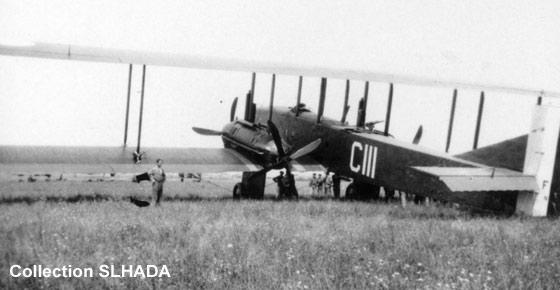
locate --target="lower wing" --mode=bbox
[0,145,323,179]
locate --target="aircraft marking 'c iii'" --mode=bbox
[349,142,378,179]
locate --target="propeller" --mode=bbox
[267,120,285,157]
[193,98,239,136]
[289,139,321,160]
[265,120,321,169]
[252,136,321,190]
[192,127,223,136]
[412,125,423,145]
[230,97,238,122]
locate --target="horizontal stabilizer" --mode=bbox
[456,135,528,171]
[410,166,537,192]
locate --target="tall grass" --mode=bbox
[2,199,559,289]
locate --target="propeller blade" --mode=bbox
[412,125,423,145]
[230,97,238,122]
[192,127,223,136]
[267,120,285,157]
[252,138,322,178]
[289,138,321,160]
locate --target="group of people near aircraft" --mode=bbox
[272,170,335,198]
[309,172,333,196]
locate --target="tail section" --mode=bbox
[516,104,560,216]
[456,103,560,216]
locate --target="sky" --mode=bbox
[0,0,559,154]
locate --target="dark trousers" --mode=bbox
[152,181,164,205]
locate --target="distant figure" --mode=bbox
[273,171,286,198]
[309,173,318,195]
[324,172,333,196]
[149,159,166,206]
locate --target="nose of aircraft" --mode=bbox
[264,140,279,156]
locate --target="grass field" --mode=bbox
[1,180,559,289]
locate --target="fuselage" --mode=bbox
[250,105,515,211]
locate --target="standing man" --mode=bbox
[324,172,333,196]
[149,159,166,206]
[309,173,318,195]
[317,173,323,195]
[283,171,298,199]
[273,170,286,198]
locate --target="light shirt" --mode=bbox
[149,166,166,183]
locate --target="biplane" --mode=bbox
[1,42,559,216]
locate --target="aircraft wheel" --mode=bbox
[233,183,243,199]
[346,182,380,200]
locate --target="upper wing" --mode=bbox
[1,42,558,98]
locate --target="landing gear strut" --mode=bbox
[233,171,266,199]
